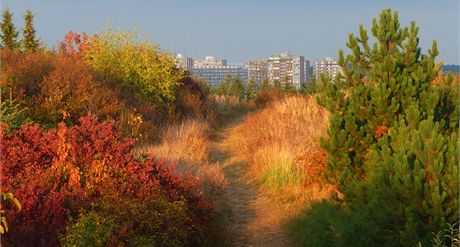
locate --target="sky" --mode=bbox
[3,0,459,64]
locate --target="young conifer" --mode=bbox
[0,8,19,50]
[22,10,39,51]
[317,9,458,244]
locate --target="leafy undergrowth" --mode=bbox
[1,114,214,246]
[223,95,335,216]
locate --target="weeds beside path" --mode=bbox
[210,114,290,247]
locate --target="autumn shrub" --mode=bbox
[174,75,210,119]
[2,30,201,141]
[38,56,123,125]
[1,114,131,246]
[253,87,285,108]
[1,114,214,246]
[91,155,213,246]
[0,49,55,102]
[60,211,114,247]
[82,30,183,107]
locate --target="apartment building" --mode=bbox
[192,65,247,87]
[313,57,341,80]
[193,56,227,67]
[267,52,306,88]
[305,60,311,81]
[245,59,268,85]
[174,54,193,71]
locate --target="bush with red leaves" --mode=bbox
[1,113,212,246]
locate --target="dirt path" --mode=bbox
[210,121,289,247]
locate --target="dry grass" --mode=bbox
[207,95,254,129]
[135,119,228,199]
[223,95,335,209]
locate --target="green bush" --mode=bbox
[0,97,31,132]
[417,223,460,247]
[95,192,197,247]
[61,211,113,247]
[308,8,459,246]
[213,74,245,98]
[289,201,389,247]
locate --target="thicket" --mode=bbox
[1,9,214,246]
[291,9,459,246]
[1,29,209,140]
[1,114,213,246]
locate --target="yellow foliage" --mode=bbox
[82,29,183,104]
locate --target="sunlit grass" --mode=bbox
[223,95,335,214]
[134,118,228,199]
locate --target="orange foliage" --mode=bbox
[39,56,122,124]
[374,124,389,139]
[295,148,328,186]
[1,49,55,100]
[57,31,90,57]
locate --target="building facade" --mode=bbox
[192,65,247,87]
[174,54,193,71]
[313,57,341,81]
[193,56,227,67]
[267,52,306,88]
[245,59,268,85]
[305,60,311,81]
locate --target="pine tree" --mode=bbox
[1,8,19,50]
[245,78,257,99]
[317,9,458,245]
[218,74,245,98]
[283,80,295,93]
[273,80,282,91]
[260,79,271,91]
[22,10,39,51]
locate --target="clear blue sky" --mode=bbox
[3,0,459,64]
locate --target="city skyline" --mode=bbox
[3,0,459,64]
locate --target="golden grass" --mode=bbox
[135,119,228,199]
[207,95,254,129]
[223,95,335,208]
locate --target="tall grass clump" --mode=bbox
[224,96,333,204]
[135,119,228,199]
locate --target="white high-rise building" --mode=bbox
[174,54,193,71]
[245,59,268,85]
[192,56,246,87]
[192,66,247,87]
[267,52,306,88]
[305,60,311,81]
[313,57,341,81]
[194,56,227,67]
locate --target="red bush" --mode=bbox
[57,31,89,58]
[1,114,212,246]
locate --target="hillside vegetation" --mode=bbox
[1,8,458,247]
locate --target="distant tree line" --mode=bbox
[209,74,320,101]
